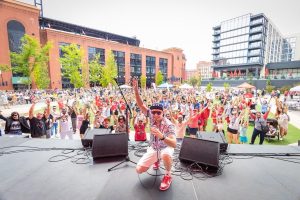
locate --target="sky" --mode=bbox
[20,0,300,69]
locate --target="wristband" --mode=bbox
[160,135,166,141]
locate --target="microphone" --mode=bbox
[113,77,118,83]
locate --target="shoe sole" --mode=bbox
[159,182,172,191]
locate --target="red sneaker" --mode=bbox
[159,175,172,191]
[153,161,160,170]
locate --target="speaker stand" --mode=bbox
[107,156,137,172]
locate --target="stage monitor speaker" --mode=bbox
[92,133,128,159]
[179,137,220,168]
[81,128,111,148]
[197,131,228,153]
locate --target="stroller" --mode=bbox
[265,118,280,141]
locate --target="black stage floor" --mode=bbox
[0,137,300,200]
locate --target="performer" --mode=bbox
[133,79,176,191]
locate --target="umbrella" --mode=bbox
[157,83,173,88]
[238,69,241,77]
[290,85,300,92]
[233,70,237,77]
[179,83,193,89]
[119,84,132,89]
[237,82,256,89]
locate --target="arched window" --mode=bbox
[7,20,25,52]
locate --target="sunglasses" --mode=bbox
[13,114,18,117]
[151,111,162,115]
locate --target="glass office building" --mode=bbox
[212,13,284,78]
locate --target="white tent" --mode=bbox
[290,85,300,92]
[157,83,173,88]
[179,83,193,89]
[119,84,132,89]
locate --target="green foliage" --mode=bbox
[89,54,102,86]
[197,76,202,87]
[0,64,11,72]
[10,34,52,89]
[100,50,117,87]
[266,78,275,93]
[155,70,164,86]
[140,75,147,89]
[188,76,198,87]
[247,73,253,85]
[279,85,292,94]
[223,82,230,91]
[206,82,213,92]
[60,44,84,88]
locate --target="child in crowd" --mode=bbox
[239,119,248,144]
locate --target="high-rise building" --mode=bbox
[212,13,285,78]
[281,33,300,62]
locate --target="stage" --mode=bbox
[0,137,300,200]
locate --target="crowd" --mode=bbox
[0,85,290,143]
[0,83,292,191]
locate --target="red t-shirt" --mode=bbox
[211,111,217,124]
[134,124,146,141]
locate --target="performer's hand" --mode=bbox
[150,127,161,138]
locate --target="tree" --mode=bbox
[197,76,202,88]
[206,82,213,92]
[223,82,230,92]
[89,54,102,87]
[140,75,147,89]
[10,34,52,89]
[100,50,117,87]
[60,44,84,88]
[155,70,164,86]
[265,78,275,93]
[188,76,198,87]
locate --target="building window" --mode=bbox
[159,58,168,82]
[7,20,25,53]
[130,53,142,78]
[113,50,126,85]
[88,47,105,65]
[146,56,156,86]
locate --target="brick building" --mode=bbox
[0,0,186,90]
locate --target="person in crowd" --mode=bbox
[28,99,51,138]
[250,107,270,145]
[114,115,127,133]
[133,111,147,141]
[227,106,244,144]
[277,109,289,140]
[171,114,190,144]
[133,79,176,191]
[57,108,73,140]
[0,110,30,135]
[99,118,114,132]
[67,102,77,134]
[79,113,90,139]
[51,106,59,137]
[239,118,248,144]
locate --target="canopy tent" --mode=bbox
[157,83,173,88]
[237,82,256,89]
[179,83,193,89]
[290,85,300,92]
[119,84,132,89]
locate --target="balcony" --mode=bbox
[213,36,221,41]
[248,44,262,49]
[212,30,221,36]
[249,36,262,42]
[250,27,263,34]
[212,43,220,49]
[250,19,264,26]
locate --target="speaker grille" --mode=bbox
[179,137,220,167]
